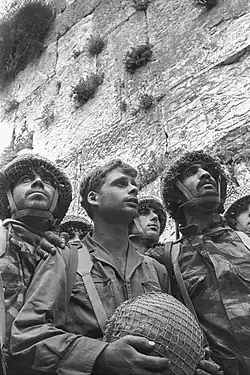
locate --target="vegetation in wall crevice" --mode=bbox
[71,73,104,108]
[88,35,106,57]
[139,93,154,110]
[125,44,153,73]
[0,0,55,87]
[195,0,217,10]
[132,0,151,11]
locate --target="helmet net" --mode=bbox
[224,185,250,218]
[161,151,227,223]
[138,195,167,235]
[0,154,72,222]
[103,291,204,375]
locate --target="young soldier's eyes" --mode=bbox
[19,175,33,183]
[42,177,53,185]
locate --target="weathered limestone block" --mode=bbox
[47,0,101,45]
[92,0,135,37]
[2,42,58,103]
[164,53,250,154]
[147,0,250,88]
[56,15,93,76]
[234,161,250,185]
[10,77,60,141]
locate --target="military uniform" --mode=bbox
[147,220,250,375]
[10,234,168,375]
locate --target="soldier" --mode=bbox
[147,150,250,375]
[129,195,166,254]
[59,215,93,246]
[11,159,221,375]
[0,153,72,373]
[223,185,250,236]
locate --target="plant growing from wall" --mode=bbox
[88,35,106,56]
[139,93,154,110]
[195,0,217,10]
[71,73,104,108]
[133,0,151,11]
[1,93,19,114]
[0,0,55,87]
[120,100,127,112]
[125,44,152,73]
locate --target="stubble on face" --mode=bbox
[96,168,138,225]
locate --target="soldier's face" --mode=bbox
[94,167,139,224]
[132,207,161,239]
[236,203,250,232]
[12,171,56,212]
[180,163,218,199]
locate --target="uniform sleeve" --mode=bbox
[10,250,108,375]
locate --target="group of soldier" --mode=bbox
[0,149,249,375]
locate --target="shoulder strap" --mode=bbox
[0,227,6,258]
[77,244,107,334]
[65,244,78,303]
[163,242,174,279]
[235,231,250,251]
[171,243,199,321]
[0,227,7,375]
[170,242,209,347]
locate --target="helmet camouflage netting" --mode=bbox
[224,185,250,220]
[161,151,227,223]
[59,214,93,233]
[0,154,72,222]
[138,195,166,235]
[103,292,204,375]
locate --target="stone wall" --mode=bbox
[0,0,249,239]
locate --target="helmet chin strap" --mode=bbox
[6,189,59,222]
[176,180,221,213]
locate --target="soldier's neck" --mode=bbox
[92,219,129,259]
[184,208,221,232]
[20,216,50,233]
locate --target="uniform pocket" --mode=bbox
[72,273,114,302]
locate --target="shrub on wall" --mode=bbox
[4,98,19,114]
[133,0,151,11]
[0,0,55,87]
[139,93,154,110]
[71,73,104,108]
[88,35,106,56]
[125,44,152,73]
[195,0,217,10]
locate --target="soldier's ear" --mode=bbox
[87,191,99,208]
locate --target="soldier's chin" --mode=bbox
[27,201,50,211]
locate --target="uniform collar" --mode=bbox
[180,215,227,238]
[83,233,144,279]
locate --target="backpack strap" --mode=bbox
[164,241,209,348]
[0,227,7,375]
[171,243,200,323]
[235,231,250,251]
[77,244,107,334]
[65,244,78,304]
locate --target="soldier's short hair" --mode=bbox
[80,159,137,219]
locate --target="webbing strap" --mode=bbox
[0,227,7,375]
[77,244,107,333]
[236,231,250,251]
[0,226,6,346]
[0,275,5,349]
[164,241,209,348]
[171,243,200,323]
